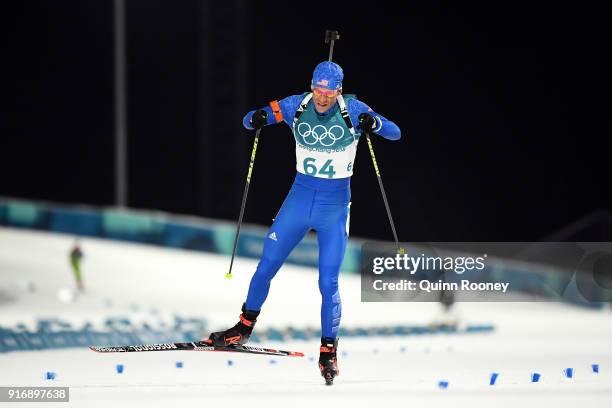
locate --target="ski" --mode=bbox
[89,340,304,357]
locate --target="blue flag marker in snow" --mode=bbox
[531,373,541,383]
[116,364,124,374]
[489,372,499,385]
[564,368,573,378]
[592,364,599,374]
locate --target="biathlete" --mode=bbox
[208,61,401,383]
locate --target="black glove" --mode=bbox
[250,109,268,129]
[358,113,376,133]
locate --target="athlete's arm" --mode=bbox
[242,94,306,130]
[348,98,401,141]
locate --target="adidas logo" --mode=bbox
[268,232,278,241]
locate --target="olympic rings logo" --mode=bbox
[296,122,345,146]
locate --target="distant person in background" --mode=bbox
[207,61,401,384]
[70,239,84,291]
[434,287,459,328]
[429,270,459,329]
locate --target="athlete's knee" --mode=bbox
[318,276,340,299]
[253,255,284,281]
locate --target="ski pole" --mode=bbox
[323,29,402,253]
[364,130,403,254]
[226,127,262,279]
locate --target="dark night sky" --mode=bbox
[2,1,610,241]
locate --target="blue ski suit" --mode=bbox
[242,93,400,339]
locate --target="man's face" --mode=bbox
[312,87,341,113]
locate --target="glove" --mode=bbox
[250,109,268,129]
[358,113,376,133]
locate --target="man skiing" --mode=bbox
[70,239,84,291]
[208,61,401,384]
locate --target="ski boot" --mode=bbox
[319,337,339,385]
[206,303,260,347]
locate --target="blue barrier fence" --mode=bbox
[0,197,363,273]
[0,316,494,353]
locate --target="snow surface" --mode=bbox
[1,226,611,407]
